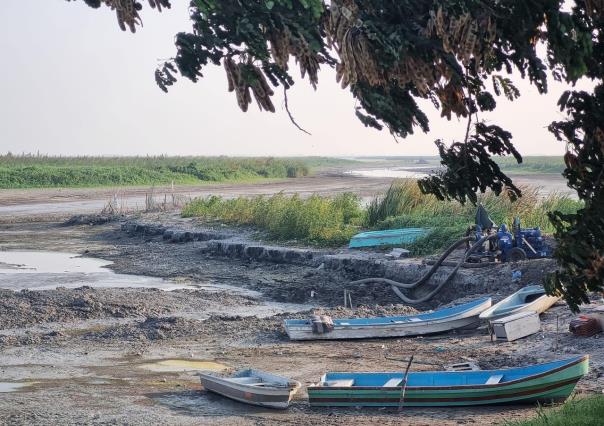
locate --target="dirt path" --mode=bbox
[0,166,574,219]
[1,218,601,425]
[0,173,393,218]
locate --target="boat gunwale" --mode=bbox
[309,355,588,392]
[350,228,427,239]
[285,298,491,329]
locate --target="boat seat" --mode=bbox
[383,378,403,387]
[229,377,263,384]
[485,374,504,384]
[324,379,354,387]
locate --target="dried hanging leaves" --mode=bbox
[224,59,275,112]
[67,0,170,32]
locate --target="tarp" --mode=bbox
[475,203,496,229]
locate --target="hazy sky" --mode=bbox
[0,1,593,156]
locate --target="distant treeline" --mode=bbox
[0,155,352,188]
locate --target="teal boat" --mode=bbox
[349,228,429,249]
[308,356,589,407]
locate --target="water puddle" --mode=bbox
[0,251,112,274]
[0,382,33,393]
[138,359,228,373]
[346,168,429,179]
[0,251,189,291]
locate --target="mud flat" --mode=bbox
[1,216,602,425]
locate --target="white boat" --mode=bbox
[284,297,492,341]
[479,285,559,321]
[198,369,301,409]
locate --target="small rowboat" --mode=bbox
[284,297,492,341]
[479,285,559,321]
[307,356,589,407]
[349,228,429,249]
[199,369,301,409]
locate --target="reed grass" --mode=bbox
[369,180,581,255]
[182,192,364,246]
[183,179,581,249]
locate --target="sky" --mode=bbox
[0,1,594,157]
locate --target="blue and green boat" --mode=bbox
[308,356,589,407]
[349,228,429,249]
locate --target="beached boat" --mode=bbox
[349,228,429,249]
[284,297,492,341]
[198,369,301,409]
[307,355,589,407]
[479,285,559,321]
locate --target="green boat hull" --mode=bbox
[348,228,428,249]
[308,356,588,407]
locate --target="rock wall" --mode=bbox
[118,219,543,307]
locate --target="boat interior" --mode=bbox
[225,369,296,388]
[318,357,581,388]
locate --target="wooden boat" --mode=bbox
[284,297,492,341]
[479,285,559,321]
[307,355,589,407]
[198,369,301,409]
[349,228,428,249]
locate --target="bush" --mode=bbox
[182,192,364,246]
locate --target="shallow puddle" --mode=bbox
[0,382,32,393]
[0,251,189,291]
[138,359,228,373]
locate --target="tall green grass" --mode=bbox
[504,396,604,426]
[368,180,581,255]
[0,154,330,188]
[181,180,582,249]
[182,192,364,246]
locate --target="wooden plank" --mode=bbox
[325,379,354,387]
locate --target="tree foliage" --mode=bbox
[67,0,604,310]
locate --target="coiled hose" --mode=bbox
[349,234,498,305]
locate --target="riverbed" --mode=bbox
[1,215,602,426]
[0,170,599,425]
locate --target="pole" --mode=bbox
[398,355,414,412]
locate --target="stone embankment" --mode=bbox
[120,220,231,243]
[118,219,550,305]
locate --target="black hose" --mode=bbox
[349,236,472,290]
[349,234,497,305]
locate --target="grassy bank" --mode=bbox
[182,193,364,246]
[367,180,581,255]
[505,395,604,426]
[0,155,356,189]
[182,180,582,250]
[497,156,565,174]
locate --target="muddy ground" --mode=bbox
[1,215,602,426]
